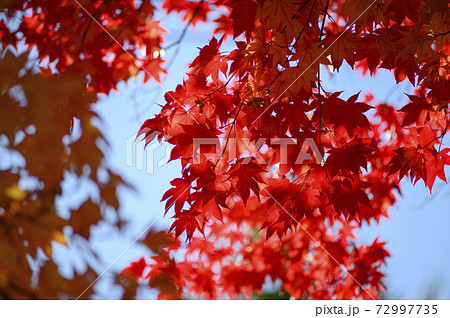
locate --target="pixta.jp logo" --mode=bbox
[126,131,170,174]
[193,137,323,165]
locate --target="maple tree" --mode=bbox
[1,0,450,300]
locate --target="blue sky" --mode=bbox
[52,13,450,300]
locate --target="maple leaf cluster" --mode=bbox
[1,0,449,299]
[132,0,450,299]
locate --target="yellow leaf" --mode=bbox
[5,184,27,201]
[52,231,67,246]
[44,244,53,258]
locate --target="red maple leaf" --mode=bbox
[399,92,433,127]
[312,92,373,136]
[161,177,191,214]
[169,208,204,241]
[326,140,373,177]
[228,158,265,205]
[120,257,147,279]
[227,0,257,39]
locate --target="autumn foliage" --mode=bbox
[1,0,450,299]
